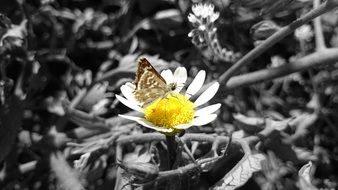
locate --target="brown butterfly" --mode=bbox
[134,57,177,106]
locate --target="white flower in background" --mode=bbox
[188,3,220,44]
[294,24,313,41]
[187,3,239,63]
[116,67,220,136]
[188,4,220,24]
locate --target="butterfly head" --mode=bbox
[168,83,177,91]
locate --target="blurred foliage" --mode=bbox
[0,0,338,190]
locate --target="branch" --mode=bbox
[224,48,338,90]
[218,1,338,85]
[116,133,230,145]
[313,0,326,50]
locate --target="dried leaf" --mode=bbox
[211,153,266,190]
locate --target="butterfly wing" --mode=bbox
[134,58,168,105]
[135,58,166,89]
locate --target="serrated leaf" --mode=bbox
[210,153,266,190]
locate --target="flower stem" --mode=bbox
[166,135,177,169]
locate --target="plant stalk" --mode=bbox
[166,135,177,169]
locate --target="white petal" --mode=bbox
[173,67,187,85]
[119,115,174,133]
[125,82,136,90]
[195,103,221,117]
[194,82,219,107]
[115,95,143,113]
[185,70,206,98]
[192,114,217,126]
[174,124,192,130]
[161,69,174,84]
[118,114,143,122]
[120,85,138,105]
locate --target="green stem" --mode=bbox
[166,135,177,169]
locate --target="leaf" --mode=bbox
[66,107,111,131]
[298,162,317,190]
[287,113,318,143]
[0,96,23,162]
[0,19,27,46]
[210,153,266,190]
[233,113,265,134]
[293,147,317,162]
[152,9,183,31]
[263,132,300,163]
[198,149,219,172]
[50,151,85,190]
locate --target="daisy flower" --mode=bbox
[116,67,221,136]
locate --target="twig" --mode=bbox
[177,137,196,163]
[313,0,327,50]
[224,48,338,90]
[218,1,338,85]
[0,160,37,186]
[116,133,228,145]
[142,138,250,187]
[68,88,89,110]
[114,143,132,190]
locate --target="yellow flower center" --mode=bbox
[144,93,195,133]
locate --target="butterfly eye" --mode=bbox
[171,84,176,91]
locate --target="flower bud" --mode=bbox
[250,20,280,41]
